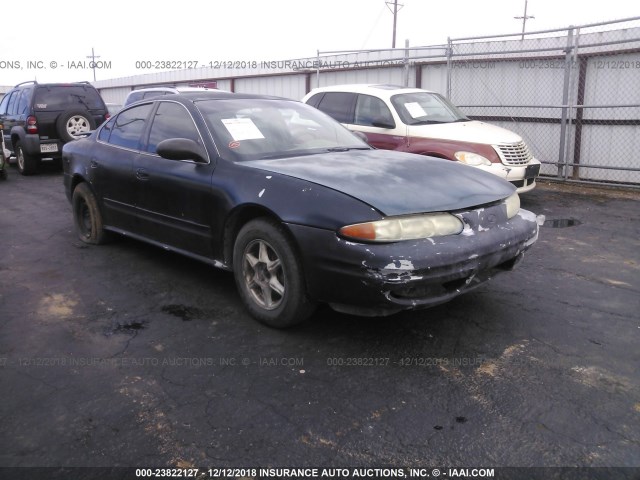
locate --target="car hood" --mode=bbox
[407,120,522,145]
[242,149,515,216]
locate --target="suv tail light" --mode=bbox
[26,116,38,134]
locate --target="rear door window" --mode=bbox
[315,92,356,124]
[6,91,19,115]
[16,88,33,115]
[107,104,154,150]
[98,116,116,142]
[305,93,324,108]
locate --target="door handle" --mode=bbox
[136,168,149,180]
[90,160,99,168]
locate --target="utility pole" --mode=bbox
[386,0,403,48]
[514,0,535,40]
[86,47,101,81]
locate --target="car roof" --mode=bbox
[125,91,291,106]
[129,86,215,94]
[12,81,97,90]
[178,91,288,102]
[124,86,236,106]
[305,84,436,100]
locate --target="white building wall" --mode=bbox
[98,86,132,104]
[235,74,306,99]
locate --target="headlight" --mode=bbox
[504,192,520,219]
[340,213,463,242]
[454,151,491,166]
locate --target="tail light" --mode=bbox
[105,113,111,120]
[26,116,38,134]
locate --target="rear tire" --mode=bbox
[233,218,316,328]
[72,183,109,245]
[16,142,37,176]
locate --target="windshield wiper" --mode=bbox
[258,151,317,160]
[410,120,444,125]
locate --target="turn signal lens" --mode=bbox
[340,213,463,242]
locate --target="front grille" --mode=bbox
[494,141,533,166]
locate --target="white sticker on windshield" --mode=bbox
[221,118,265,141]
[404,102,427,118]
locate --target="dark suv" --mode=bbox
[0,81,109,175]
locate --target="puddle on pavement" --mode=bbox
[542,218,582,228]
[161,304,205,321]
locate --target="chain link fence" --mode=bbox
[447,17,640,186]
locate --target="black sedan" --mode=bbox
[63,92,539,328]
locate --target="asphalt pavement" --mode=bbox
[0,165,639,478]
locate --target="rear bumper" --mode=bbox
[22,134,62,158]
[289,205,540,316]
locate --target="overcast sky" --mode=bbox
[1,0,638,85]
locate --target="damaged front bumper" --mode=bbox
[288,204,541,317]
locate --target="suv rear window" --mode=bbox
[33,86,105,111]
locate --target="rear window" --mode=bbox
[33,85,105,111]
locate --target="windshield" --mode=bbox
[196,98,370,161]
[390,92,469,125]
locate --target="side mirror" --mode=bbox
[157,138,208,163]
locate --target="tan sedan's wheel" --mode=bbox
[242,239,285,310]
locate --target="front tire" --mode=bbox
[16,142,37,176]
[72,183,109,244]
[233,218,316,328]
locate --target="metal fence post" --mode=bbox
[557,27,575,179]
[564,27,580,180]
[403,39,410,87]
[316,50,320,88]
[446,37,453,100]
